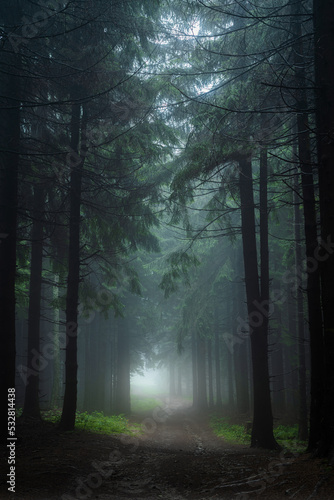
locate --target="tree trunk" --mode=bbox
[233,247,250,415]
[83,325,93,412]
[114,317,131,414]
[214,287,223,409]
[51,275,61,408]
[239,155,279,449]
[191,329,198,409]
[293,172,308,441]
[234,341,250,415]
[270,296,286,417]
[207,339,214,408]
[313,0,334,461]
[286,289,299,420]
[290,0,324,452]
[23,185,45,418]
[0,2,21,442]
[169,358,176,398]
[177,363,182,398]
[60,98,86,430]
[196,333,208,412]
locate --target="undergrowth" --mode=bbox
[130,395,162,413]
[210,416,250,445]
[41,408,137,435]
[210,416,307,451]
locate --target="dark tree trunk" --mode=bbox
[23,185,45,418]
[313,0,334,461]
[83,326,94,412]
[239,155,279,449]
[196,333,208,412]
[290,0,324,452]
[177,364,182,397]
[60,98,86,430]
[110,318,117,412]
[234,341,250,415]
[286,292,299,420]
[207,339,214,408]
[0,3,21,442]
[191,329,198,409]
[104,326,113,415]
[233,247,250,415]
[271,337,286,417]
[270,297,286,417]
[293,173,308,441]
[214,288,223,409]
[95,314,107,412]
[114,318,131,414]
[227,343,234,409]
[51,276,61,408]
[169,358,176,398]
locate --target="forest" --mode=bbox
[1,0,334,499]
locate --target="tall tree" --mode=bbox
[313,0,334,461]
[59,97,87,430]
[0,1,22,441]
[23,184,45,419]
[286,0,324,452]
[238,155,279,449]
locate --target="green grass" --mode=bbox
[273,424,306,452]
[130,395,163,413]
[42,408,135,435]
[210,416,251,445]
[210,417,307,451]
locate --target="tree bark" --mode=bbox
[177,363,182,397]
[23,185,45,418]
[290,0,324,452]
[0,2,21,442]
[60,97,86,430]
[207,338,214,408]
[169,358,176,398]
[214,286,223,409]
[191,329,198,409]
[293,173,308,441]
[239,155,279,449]
[51,275,61,408]
[233,248,250,415]
[227,342,234,409]
[196,333,208,412]
[313,0,334,461]
[114,317,131,414]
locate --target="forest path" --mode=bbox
[1,399,333,499]
[64,398,333,500]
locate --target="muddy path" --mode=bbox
[1,399,333,499]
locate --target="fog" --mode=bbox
[131,368,168,396]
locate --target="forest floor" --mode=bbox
[1,398,334,500]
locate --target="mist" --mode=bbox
[131,369,168,397]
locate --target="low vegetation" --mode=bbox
[130,395,163,413]
[210,416,307,452]
[210,416,251,445]
[40,408,133,435]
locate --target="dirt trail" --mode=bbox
[1,399,334,499]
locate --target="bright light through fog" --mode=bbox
[131,369,157,387]
[131,368,168,396]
